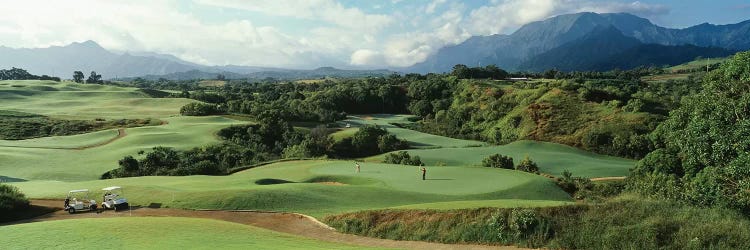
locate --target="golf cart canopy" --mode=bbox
[102,186,121,191]
[69,189,89,193]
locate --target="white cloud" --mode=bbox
[425,0,447,14]
[350,49,385,66]
[466,0,559,35]
[195,0,393,31]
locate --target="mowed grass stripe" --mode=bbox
[0,217,377,249]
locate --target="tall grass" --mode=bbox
[324,194,750,249]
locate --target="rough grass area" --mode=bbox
[0,217,374,249]
[324,194,750,249]
[367,140,635,178]
[11,160,571,217]
[0,109,161,140]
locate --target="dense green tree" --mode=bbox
[630,51,750,212]
[86,71,102,84]
[118,155,139,173]
[73,71,84,83]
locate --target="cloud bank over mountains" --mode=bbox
[0,0,680,68]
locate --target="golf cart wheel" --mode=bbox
[68,208,76,214]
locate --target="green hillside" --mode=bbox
[0,80,194,119]
[0,116,244,181]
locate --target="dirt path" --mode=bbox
[0,128,127,150]
[7,200,519,250]
[590,176,626,182]
[73,128,126,150]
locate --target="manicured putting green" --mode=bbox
[0,217,374,249]
[0,80,195,119]
[369,140,635,178]
[338,114,484,148]
[13,160,571,217]
[0,116,245,181]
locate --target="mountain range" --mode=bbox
[407,12,749,73]
[1,12,748,78]
[0,41,392,80]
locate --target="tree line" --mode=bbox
[0,67,60,81]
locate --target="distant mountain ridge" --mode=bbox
[118,67,394,81]
[0,41,391,80]
[517,26,736,71]
[407,12,750,73]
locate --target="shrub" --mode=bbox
[516,156,539,174]
[384,151,423,166]
[482,154,514,169]
[0,184,29,213]
[179,102,224,116]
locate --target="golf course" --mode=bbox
[2,80,633,248]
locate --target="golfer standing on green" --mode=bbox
[355,162,360,173]
[421,167,426,180]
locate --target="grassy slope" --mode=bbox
[666,57,727,72]
[0,217,375,249]
[12,160,571,217]
[337,114,484,148]
[0,116,244,181]
[368,140,635,178]
[0,80,194,119]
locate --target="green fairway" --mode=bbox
[368,140,635,178]
[0,116,245,181]
[0,80,195,119]
[0,217,375,249]
[338,114,484,148]
[12,160,571,217]
[390,199,573,210]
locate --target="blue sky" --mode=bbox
[1,0,748,68]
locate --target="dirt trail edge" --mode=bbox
[0,128,127,150]
[75,128,126,150]
[7,200,521,250]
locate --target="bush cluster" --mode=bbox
[179,102,225,116]
[0,184,29,213]
[482,154,514,169]
[331,125,408,158]
[384,151,423,166]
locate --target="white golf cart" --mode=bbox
[101,186,129,211]
[64,189,98,214]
